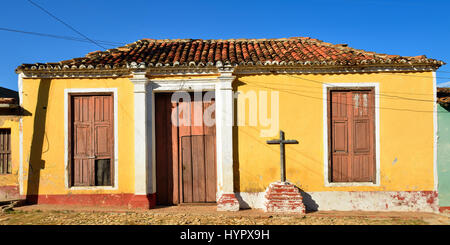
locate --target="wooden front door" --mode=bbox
[329,88,375,182]
[155,93,216,205]
[69,94,114,186]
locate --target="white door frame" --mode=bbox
[131,72,236,201]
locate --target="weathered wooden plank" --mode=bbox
[205,135,216,202]
[192,135,206,202]
[171,100,180,204]
[181,136,193,203]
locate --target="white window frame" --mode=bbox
[64,88,119,190]
[323,83,381,187]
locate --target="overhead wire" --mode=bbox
[0,27,125,46]
[26,0,108,50]
[242,81,445,113]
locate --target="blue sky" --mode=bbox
[1,0,449,91]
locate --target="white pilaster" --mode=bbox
[215,65,235,195]
[131,71,153,195]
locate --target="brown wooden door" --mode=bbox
[155,92,216,205]
[70,94,114,186]
[329,89,375,182]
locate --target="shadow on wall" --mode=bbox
[25,79,51,204]
[297,187,319,212]
[232,80,247,193]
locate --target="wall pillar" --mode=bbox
[129,69,156,208]
[216,65,239,211]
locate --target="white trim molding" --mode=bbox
[63,88,119,190]
[322,83,381,187]
[145,69,237,202]
[150,78,217,92]
[234,64,439,75]
[215,69,236,198]
[130,71,153,195]
[433,71,438,191]
[236,191,438,212]
[18,73,24,196]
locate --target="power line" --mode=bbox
[246,79,438,98]
[0,27,125,46]
[27,0,107,50]
[284,74,437,102]
[243,82,445,113]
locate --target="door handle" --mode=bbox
[87,156,96,159]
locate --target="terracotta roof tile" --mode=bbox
[438,87,450,107]
[0,98,16,104]
[16,37,445,72]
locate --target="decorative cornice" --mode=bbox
[19,62,440,79]
[146,66,219,76]
[20,68,131,78]
[234,64,440,75]
[130,70,150,93]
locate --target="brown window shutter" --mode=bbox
[330,89,375,183]
[70,94,114,187]
[0,128,11,174]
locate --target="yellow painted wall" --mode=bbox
[0,116,20,186]
[21,77,135,195]
[20,71,435,196]
[235,72,435,192]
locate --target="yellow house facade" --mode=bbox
[14,37,444,211]
[0,91,21,201]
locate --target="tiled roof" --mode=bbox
[0,87,18,105]
[0,98,16,104]
[16,37,445,72]
[437,87,450,107]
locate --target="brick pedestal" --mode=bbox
[217,193,240,211]
[263,181,305,214]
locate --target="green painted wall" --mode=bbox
[438,104,450,207]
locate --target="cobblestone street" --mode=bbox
[0,204,449,225]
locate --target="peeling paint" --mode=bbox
[392,157,398,165]
[237,191,439,212]
[353,94,359,111]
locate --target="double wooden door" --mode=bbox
[155,93,217,205]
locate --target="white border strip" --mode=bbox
[18,73,24,196]
[322,83,381,187]
[64,88,119,190]
[433,72,438,191]
[237,191,438,212]
[150,78,217,92]
[148,77,223,196]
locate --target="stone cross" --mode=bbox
[266,130,299,182]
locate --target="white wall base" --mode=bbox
[236,191,439,213]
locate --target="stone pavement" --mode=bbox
[0,204,448,225]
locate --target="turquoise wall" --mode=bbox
[438,104,450,207]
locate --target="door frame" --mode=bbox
[131,73,235,203]
[154,90,217,204]
[64,88,119,190]
[322,83,380,187]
